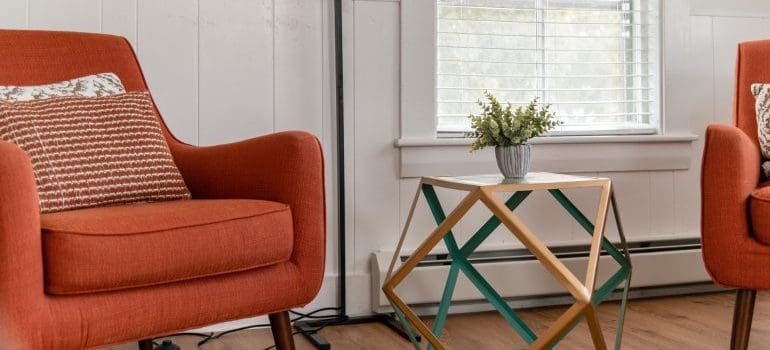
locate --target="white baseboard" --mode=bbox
[370,247,711,313]
[189,245,711,333]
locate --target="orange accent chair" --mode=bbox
[0,30,325,350]
[702,39,770,350]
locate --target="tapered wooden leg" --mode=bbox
[137,339,154,350]
[731,289,756,350]
[269,311,296,350]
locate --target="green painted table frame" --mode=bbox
[386,178,631,350]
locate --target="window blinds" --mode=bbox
[436,0,659,135]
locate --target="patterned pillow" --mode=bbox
[0,91,191,213]
[752,84,770,177]
[0,73,125,102]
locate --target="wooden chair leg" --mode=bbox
[731,289,757,350]
[137,339,154,350]
[269,311,296,350]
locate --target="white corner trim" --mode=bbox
[397,133,699,178]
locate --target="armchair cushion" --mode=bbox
[41,199,293,295]
[751,184,770,245]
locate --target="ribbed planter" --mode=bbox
[495,144,531,178]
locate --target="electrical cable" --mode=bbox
[183,306,343,347]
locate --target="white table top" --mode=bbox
[422,172,610,192]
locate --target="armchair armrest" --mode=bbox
[0,141,47,344]
[169,131,326,297]
[701,124,763,286]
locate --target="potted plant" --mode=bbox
[467,92,560,178]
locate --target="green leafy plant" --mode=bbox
[466,92,560,152]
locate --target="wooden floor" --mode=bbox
[110,291,770,349]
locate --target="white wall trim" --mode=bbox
[399,0,436,139]
[371,247,710,313]
[398,133,697,177]
[397,133,698,147]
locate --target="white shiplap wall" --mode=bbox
[0,0,328,147]
[4,0,770,323]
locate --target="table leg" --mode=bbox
[383,189,481,350]
[421,185,537,346]
[547,189,632,350]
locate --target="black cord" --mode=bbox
[191,307,343,347]
[147,307,344,349]
[165,332,212,338]
[289,307,340,319]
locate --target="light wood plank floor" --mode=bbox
[110,291,770,349]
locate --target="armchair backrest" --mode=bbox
[735,39,770,148]
[0,29,176,142]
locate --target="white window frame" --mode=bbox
[397,0,697,178]
[433,0,661,137]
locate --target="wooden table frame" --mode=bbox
[382,173,631,350]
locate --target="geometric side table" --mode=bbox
[382,173,631,350]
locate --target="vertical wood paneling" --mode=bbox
[663,0,694,134]
[28,0,100,32]
[398,178,429,254]
[101,0,137,47]
[686,16,715,128]
[274,0,324,136]
[353,0,400,272]
[400,0,436,139]
[599,172,651,240]
[0,0,28,29]
[137,0,198,144]
[514,191,575,244]
[649,171,676,237]
[198,0,273,145]
[559,173,600,241]
[671,16,715,239]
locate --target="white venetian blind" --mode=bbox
[436,0,659,135]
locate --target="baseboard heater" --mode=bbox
[370,238,720,315]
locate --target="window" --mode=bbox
[436,0,660,136]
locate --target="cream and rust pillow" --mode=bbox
[0,91,191,213]
[752,84,770,177]
[0,73,125,102]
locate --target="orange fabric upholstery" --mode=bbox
[701,39,770,289]
[750,184,770,245]
[0,30,325,349]
[42,199,293,295]
[733,40,770,148]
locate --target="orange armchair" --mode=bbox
[702,39,770,350]
[0,30,325,349]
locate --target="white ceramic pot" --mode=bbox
[495,144,531,178]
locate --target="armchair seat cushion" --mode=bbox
[41,199,293,295]
[751,184,770,245]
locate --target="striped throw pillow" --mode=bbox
[0,91,191,213]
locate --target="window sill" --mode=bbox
[396,133,699,178]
